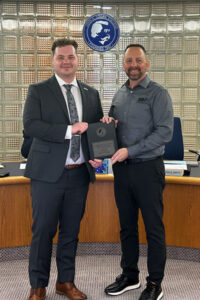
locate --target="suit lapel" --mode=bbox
[47,75,70,122]
[47,77,90,122]
[77,80,90,121]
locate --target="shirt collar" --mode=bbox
[55,74,78,88]
[125,75,150,89]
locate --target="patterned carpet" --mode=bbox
[1,252,200,299]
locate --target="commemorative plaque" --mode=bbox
[87,121,118,160]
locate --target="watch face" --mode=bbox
[83,13,120,52]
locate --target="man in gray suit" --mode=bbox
[23,38,103,300]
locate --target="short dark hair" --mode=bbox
[124,44,147,54]
[51,38,78,55]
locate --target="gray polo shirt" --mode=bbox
[109,75,174,159]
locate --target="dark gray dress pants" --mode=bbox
[29,164,90,288]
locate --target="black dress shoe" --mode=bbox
[105,274,141,296]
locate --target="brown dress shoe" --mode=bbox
[28,287,46,300]
[56,281,87,300]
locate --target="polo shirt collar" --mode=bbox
[125,75,150,89]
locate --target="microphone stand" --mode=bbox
[189,150,200,161]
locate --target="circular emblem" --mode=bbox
[83,13,120,52]
[96,126,106,137]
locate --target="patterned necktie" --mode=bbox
[64,84,80,162]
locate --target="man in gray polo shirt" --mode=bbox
[103,44,174,300]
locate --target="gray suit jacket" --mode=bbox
[23,75,103,183]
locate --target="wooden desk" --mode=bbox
[0,174,199,249]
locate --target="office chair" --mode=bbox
[163,117,184,160]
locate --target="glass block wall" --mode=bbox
[0,1,200,161]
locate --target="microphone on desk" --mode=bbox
[189,150,200,161]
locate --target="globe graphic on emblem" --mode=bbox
[91,21,112,45]
[83,14,120,52]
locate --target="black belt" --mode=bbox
[124,156,162,164]
[64,163,85,169]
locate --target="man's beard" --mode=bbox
[126,67,143,81]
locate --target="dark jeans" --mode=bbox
[113,157,166,284]
[29,164,90,288]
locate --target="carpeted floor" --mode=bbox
[1,254,200,300]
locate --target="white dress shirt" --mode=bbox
[55,74,85,165]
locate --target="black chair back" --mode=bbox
[163,117,184,160]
